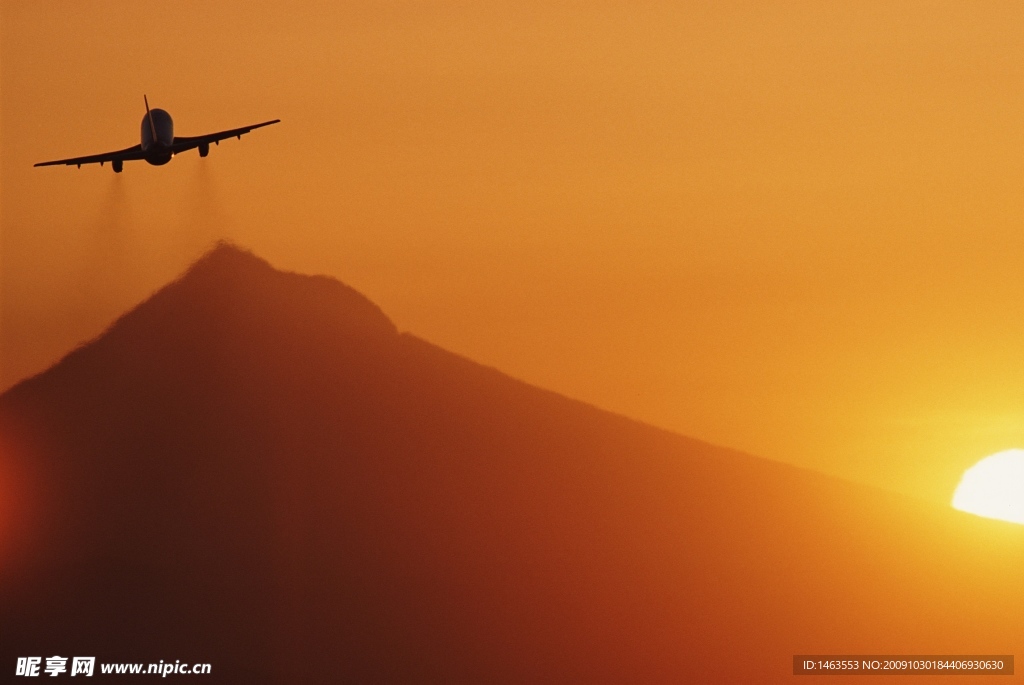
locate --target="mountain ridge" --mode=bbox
[1,242,1021,684]
[0,242,934,508]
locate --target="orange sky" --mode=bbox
[4,1,1024,505]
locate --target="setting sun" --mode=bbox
[952,450,1024,525]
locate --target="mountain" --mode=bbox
[1,243,1021,683]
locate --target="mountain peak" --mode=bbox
[183,239,276,276]
[4,242,398,399]
[111,240,399,361]
[131,239,397,336]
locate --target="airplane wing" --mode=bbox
[171,119,280,154]
[34,144,146,168]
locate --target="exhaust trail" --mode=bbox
[185,157,232,254]
[71,174,138,327]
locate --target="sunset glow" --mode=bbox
[5,4,1024,677]
[952,450,1024,525]
[7,3,1024,507]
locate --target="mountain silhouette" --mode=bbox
[1,243,1021,683]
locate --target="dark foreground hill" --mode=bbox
[0,244,1021,683]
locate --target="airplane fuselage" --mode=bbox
[141,108,174,165]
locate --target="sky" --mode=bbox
[3,1,1024,505]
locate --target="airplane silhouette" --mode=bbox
[35,96,280,173]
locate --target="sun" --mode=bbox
[951,450,1024,525]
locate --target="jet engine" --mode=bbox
[199,142,209,158]
[112,159,123,173]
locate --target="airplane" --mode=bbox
[35,96,280,173]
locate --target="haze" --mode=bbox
[4,1,1024,505]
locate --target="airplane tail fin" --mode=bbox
[144,94,157,142]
